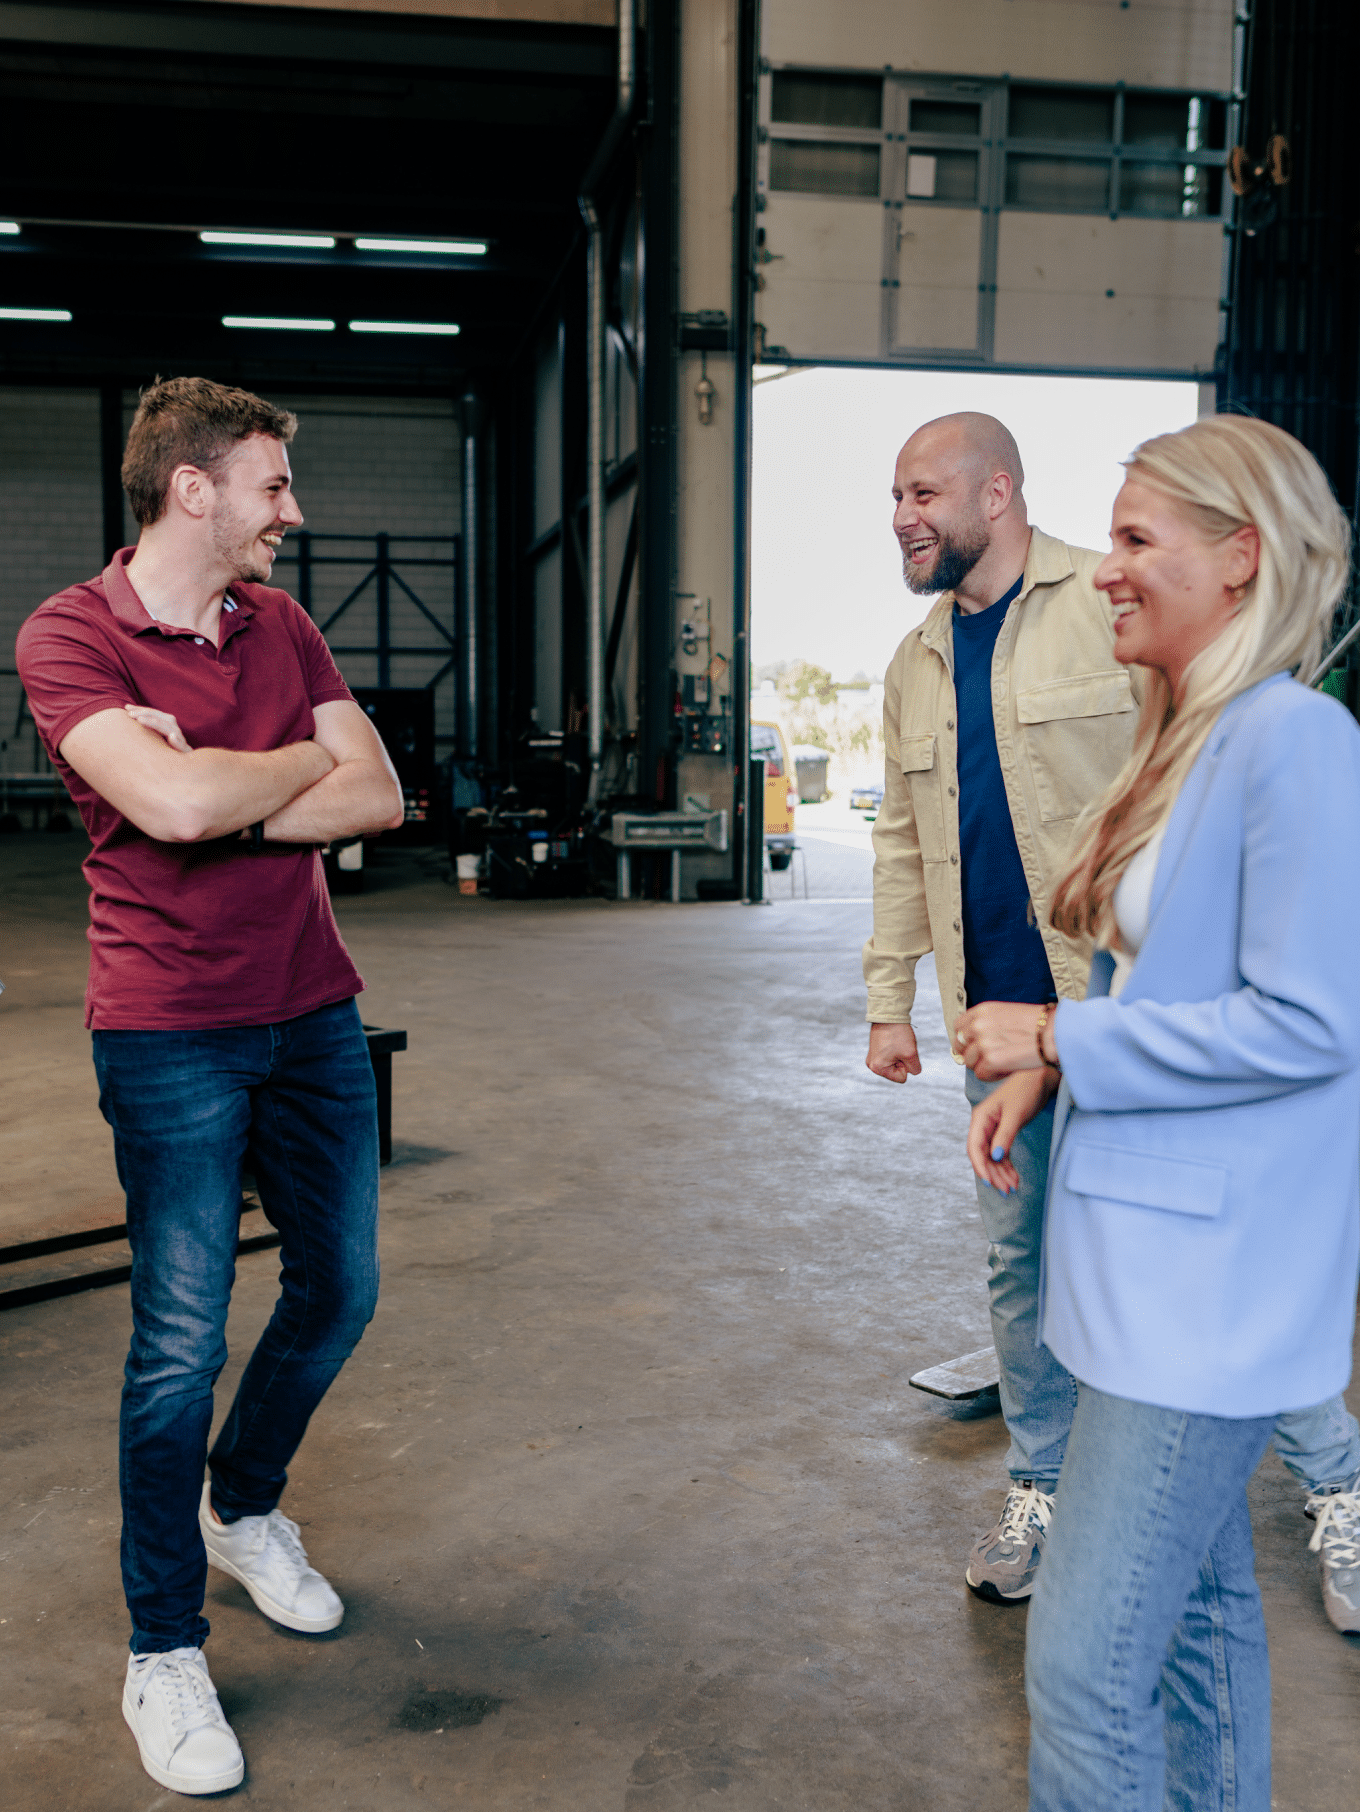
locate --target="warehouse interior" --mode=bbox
[4,1,1360,1806]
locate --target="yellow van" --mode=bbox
[750,720,798,871]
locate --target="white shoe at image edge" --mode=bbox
[199,1482,344,1634]
[123,1647,244,1795]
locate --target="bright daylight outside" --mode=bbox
[749,368,1202,899]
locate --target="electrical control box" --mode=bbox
[675,595,711,679]
[675,594,730,756]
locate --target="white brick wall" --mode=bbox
[273,396,463,740]
[0,388,464,772]
[0,389,104,778]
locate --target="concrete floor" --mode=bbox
[2,832,1357,1809]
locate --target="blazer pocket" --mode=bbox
[1064,1143,1228,1219]
[898,733,946,861]
[1016,672,1136,824]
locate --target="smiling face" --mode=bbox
[892,425,998,597]
[1095,476,1259,694]
[207,434,304,584]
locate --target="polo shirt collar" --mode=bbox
[101,546,258,638]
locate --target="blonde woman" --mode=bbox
[954,415,1360,1810]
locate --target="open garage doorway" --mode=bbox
[750,368,1203,899]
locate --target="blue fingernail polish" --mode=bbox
[991,1145,1005,1161]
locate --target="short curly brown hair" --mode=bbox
[122,376,298,527]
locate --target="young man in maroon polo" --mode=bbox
[16,377,404,1795]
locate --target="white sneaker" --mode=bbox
[122,1647,245,1795]
[1307,1482,1360,1633]
[199,1483,343,1634]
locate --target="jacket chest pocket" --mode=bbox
[1016,672,1136,824]
[900,732,948,861]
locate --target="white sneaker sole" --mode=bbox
[964,1564,1036,1604]
[201,1531,344,1633]
[122,1686,245,1795]
[1322,1588,1360,1634]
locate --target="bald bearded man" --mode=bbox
[863,413,1135,1601]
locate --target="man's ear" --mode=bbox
[986,471,1014,520]
[167,463,213,520]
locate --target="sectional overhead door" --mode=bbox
[756,66,1229,375]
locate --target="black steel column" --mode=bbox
[637,0,679,801]
[296,530,313,617]
[732,0,761,895]
[561,273,589,729]
[375,532,391,688]
[99,383,125,563]
[746,756,765,904]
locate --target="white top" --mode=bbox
[1108,822,1168,999]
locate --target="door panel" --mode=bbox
[882,76,1000,358]
[894,207,983,350]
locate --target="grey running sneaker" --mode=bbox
[1306,1480,1360,1633]
[965,1479,1055,1604]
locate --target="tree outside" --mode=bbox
[751,659,885,801]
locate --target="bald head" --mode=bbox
[905,412,1025,491]
[892,412,1031,610]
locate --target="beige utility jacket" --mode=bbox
[863,527,1140,1044]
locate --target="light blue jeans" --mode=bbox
[964,1071,1360,1493]
[1026,1382,1275,1812]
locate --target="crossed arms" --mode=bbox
[59,700,405,845]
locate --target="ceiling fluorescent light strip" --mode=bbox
[348,320,461,336]
[222,315,335,332]
[0,222,20,235]
[0,306,72,321]
[202,230,336,249]
[353,237,487,256]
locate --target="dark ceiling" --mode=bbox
[0,0,617,392]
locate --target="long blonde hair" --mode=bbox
[1050,415,1351,941]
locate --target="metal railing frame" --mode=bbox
[271,531,462,696]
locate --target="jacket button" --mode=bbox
[950,853,958,864]
[957,990,965,1002]
[945,717,954,730]
[947,784,956,796]
[953,918,961,930]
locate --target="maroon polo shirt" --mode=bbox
[15,548,364,1030]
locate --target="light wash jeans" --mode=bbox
[1026,1382,1274,1812]
[964,1071,1360,1494]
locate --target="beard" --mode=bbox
[901,517,990,597]
[210,500,276,584]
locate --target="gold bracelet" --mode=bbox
[1036,1003,1059,1069]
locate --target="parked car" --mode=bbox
[750,720,798,869]
[849,781,884,812]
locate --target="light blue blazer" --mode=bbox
[1043,673,1360,1417]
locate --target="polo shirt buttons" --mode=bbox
[194,636,205,645]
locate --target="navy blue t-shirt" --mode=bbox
[953,577,1056,1007]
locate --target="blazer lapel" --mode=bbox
[1146,677,1289,923]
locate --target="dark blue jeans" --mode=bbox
[93,998,380,1654]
